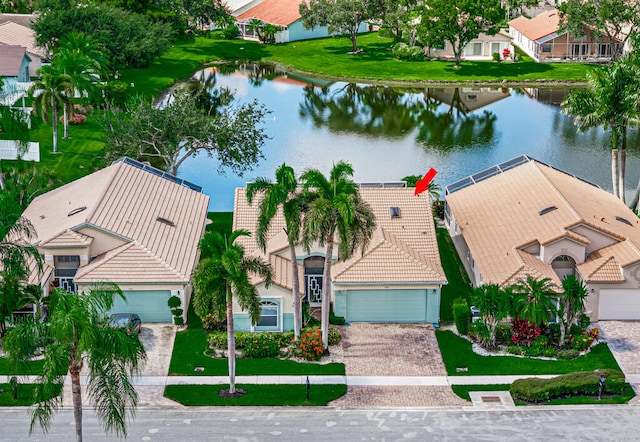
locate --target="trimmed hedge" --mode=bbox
[511,369,627,403]
[453,298,470,336]
[209,331,294,351]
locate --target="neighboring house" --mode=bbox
[232,185,447,331]
[19,158,210,323]
[0,45,31,90]
[508,8,620,62]
[444,155,640,321]
[426,31,514,61]
[426,87,511,113]
[0,21,48,77]
[0,13,36,28]
[234,0,368,44]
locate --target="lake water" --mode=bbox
[178,65,640,211]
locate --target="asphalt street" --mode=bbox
[0,406,638,441]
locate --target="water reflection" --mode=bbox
[174,64,640,211]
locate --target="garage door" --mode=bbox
[599,289,640,320]
[110,290,173,322]
[345,289,427,322]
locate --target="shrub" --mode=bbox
[60,113,87,125]
[392,42,424,61]
[557,349,580,360]
[377,27,395,39]
[577,313,591,332]
[168,296,181,309]
[223,24,239,40]
[511,369,627,403]
[243,334,283,358]
[510,318,540,346]
[492,52,501,62]
[502,48,511,60]
[173,316,184,326]
[526,335,549,357]
[297,327,324,361]
[202,313,226,332]
[328,327,342,346]
[468,320,489,344]
[542,347,558,358]
[330,307,345,325]
[453,298,471,336]
[496,324,512,345]
[73,104,94,115]
[171,308,183,317]
[570,333,594,352]
[541,322,560,346]
[432,200,444,219]
[208,331,293,353]
[588,327,600,340]
[506,344,523,355]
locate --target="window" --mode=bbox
[541,43,552,53]
[390,207,400,218]
[256,300,279,330]
[434,42,445,51]
[572,44,588,57]
[465,42,482,56]
[491,42,500,54]
[598,44,611,57]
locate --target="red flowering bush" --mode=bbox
[59,113,87,125]
[511,318,541,347]
[502,48,511,60]
[297,327,324,361]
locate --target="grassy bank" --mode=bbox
[437,228,473,322]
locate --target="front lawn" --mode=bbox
[0,357,46,375]
[437,330,621,376]
[0,383,62,406]
[164,384,346,406]
[437,228,473,322]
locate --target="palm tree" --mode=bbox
[471,284,511,348]
[558,274,588,347]
[53,31,106,139]
[301,161,376,349]
[0,197,41,281]
[246,163,307,340]
[562,61,640,202]
[3,284,146,442]
[192,229,273,395]
[512,276,558,327]
[29,65,73,154]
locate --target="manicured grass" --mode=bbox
[0,383,63,406]
[0,357,46,375]
[207,212,233,235]
[437,330,622,376]
[437,228,473,322]
[169,301,345,376]
[451,384,511,401]
[164,383,346,406]
[451,383,635,405]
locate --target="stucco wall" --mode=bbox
[572,225,618,255]
[540,238,586,264]
[77,225,128,258]
[585,263,640,320]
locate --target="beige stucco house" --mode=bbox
[232,185,447,331]
[426,31,514,61]
[20,158,209,322]
[445,155,640,321]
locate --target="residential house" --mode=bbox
[232,185,447,331]
[0,20,48,77]
[0,45,31,89]
[426,87,511,113]
[445,155,640,321]
[426,31,514,61]
[508,8,620,62]
[234,0,368,44]
[18,158,210,323]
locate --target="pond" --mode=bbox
[177,64,640,211]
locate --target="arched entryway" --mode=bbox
[551,254,576,280]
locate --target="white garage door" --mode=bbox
[599,289,640,320]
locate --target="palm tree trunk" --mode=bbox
[52,100,58,154]
[70,364,83,442]
[226,300,236,395]
[628,175,640,212]
[612,148,619,199]
[619,129,627,203]
[290,244,301,341]
[63,107,69,139]
[321,239,333,350]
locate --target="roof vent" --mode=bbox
[615,216,633,226]
[390,207,401,218]
[67,206,87,217]
[538,205,557,216]
[156,216,176,227]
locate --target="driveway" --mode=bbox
[330,323,466,407]
[598,321,640,376]
[139,323,176,376]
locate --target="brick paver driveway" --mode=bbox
[598,321,640,375]
[330,323,467,407]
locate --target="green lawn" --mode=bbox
[437,330,622,376]
[0,357,46,376]
[169,301,345,376]
[0,383,62,406]
[451,383,635,405]
[437,228,473,322]
[164,383,346,406]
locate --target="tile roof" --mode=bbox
[0,45,28,76]
[446,158,640,286]
[0,21,47,59]
[39,229,93,248]
[508,9,560,41]
[234,186,446,288]
[577,240,640,283]
[236,0,303,26]
[22,160,209,284]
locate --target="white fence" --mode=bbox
[0,140,40,162]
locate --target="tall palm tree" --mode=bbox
[471,284,511,348]
[0,197,41,280]
[562,61,640,202]
[3,284,146,442]
[246,163,307,340]
[558,274,588,347]
[512,276,558,327]
[29,65,73,154]
[301,161,376,349]
[54,31,106,139]
[192,229,273,395]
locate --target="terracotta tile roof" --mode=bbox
[74,241,184,284]
[577,240,640,282]
[22,160,209,284]
[0,45,28,76]
[446,158,640,287]
[0,21,47,59]
[236,0,304,26]
[234,186,446,288]
[508,9,560,41]
[506,249,562,290]
[25,256,53,286]
[39,229,93,248]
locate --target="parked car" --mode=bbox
[109,313,142,333]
